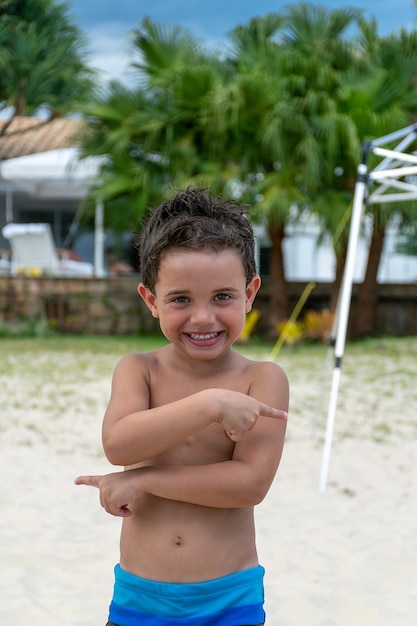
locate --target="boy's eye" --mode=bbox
[214,293,231,301]
[172,296,189,303]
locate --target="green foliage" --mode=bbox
[0,0,95,119]
[0,316,55,338]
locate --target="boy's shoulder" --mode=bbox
[234,349,286,372]
[231,351,288,385]
[119,345,168,362]
[114,347,168,376]
[248,357,287,381]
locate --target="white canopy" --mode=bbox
[0,147,103,199]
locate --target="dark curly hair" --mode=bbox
[136,188,257,292]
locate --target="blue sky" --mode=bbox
[67,0,417,82]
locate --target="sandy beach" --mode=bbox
[1,337,416,625]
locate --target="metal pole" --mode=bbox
[5,184,13,223]
[319,161,369,492]
[370,123,417,148]
[94,200,105,277]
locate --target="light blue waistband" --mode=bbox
[109,563,265,626]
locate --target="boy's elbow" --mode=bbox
[103,446,123,466]
[251,487,269,506]
[104,450,123,466]
[103,436,147,467]
[244,476,271,506]
[102,436,128,466]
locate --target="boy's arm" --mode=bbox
[134,361,288,509]
[102,353,286,466]
[77,361,288,513]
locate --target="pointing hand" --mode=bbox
[208,388,287,442]
[75,470,145,517]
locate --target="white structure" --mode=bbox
[0,148,106,276]
[256,214,417,284]
[320,123,417,492]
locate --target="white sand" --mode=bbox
[1,340,416,625]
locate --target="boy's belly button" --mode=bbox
[174,535,183,546]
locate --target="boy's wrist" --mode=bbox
[134,465,152,495]
[198,389,221,424]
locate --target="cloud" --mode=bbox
[82,23,134,84]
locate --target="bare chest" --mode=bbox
[148,370,249,465]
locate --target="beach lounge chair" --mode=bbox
[2,223,94,277]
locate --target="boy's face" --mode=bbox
[138,248,260,362]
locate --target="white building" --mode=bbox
[255,215,417,283]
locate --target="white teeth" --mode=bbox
[189,332,219,340]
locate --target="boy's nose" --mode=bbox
[190,305,215,326]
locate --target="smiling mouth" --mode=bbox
[187,332,221,340]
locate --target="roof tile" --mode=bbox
[0,116,83,160]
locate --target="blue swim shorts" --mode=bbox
[107,563,266,626]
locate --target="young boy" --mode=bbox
[75,187,289,626]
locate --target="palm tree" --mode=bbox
[345,25,417,337]
[240,4,362,327]
[202,15,296,331]
[79,8,362,333]
[80,7,417,339]
[0,0,94,135]
[79,81,170,229]
[265,6,417,337]
[79,18,232,230]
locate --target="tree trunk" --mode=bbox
[329,241,346,313]
[351,224,386,338]
[266,223,290,336]
[330,240,348,313]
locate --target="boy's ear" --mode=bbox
[138,283,159,318]
[245,274,261,313]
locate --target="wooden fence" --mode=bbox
[0,275,416,337]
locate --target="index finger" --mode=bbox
[74,475,101,488]
[258,403,288,420]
